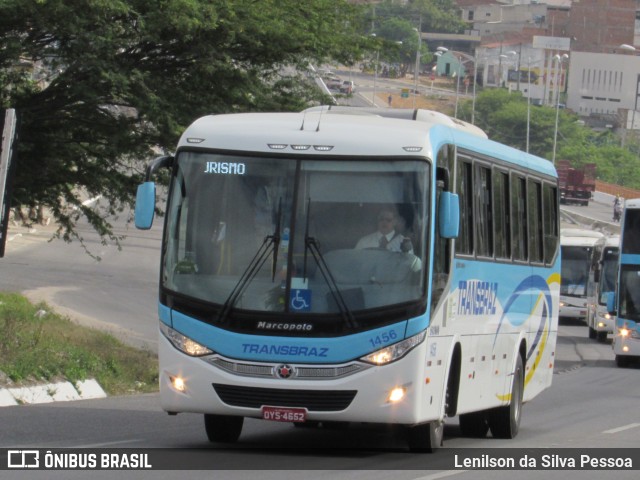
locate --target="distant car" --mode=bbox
[340,80,355,94]
[326,77,342,90]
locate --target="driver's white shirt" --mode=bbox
[355,230,404,252]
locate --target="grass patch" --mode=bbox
[0,292,158,396]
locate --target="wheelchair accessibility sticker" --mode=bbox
[290,289,311,311]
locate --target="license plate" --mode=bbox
[261,406,307,423]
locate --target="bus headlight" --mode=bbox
[620,328,630,338]
[160,323,213,356]
[360,331,426,365]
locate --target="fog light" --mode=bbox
[597,322,605,328]
[623,346,630,353]
[171,376,187,393]
[388,387,406,403]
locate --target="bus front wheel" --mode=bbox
[204,414,244,443]
[407,420,443,453]
[459,411,489,438]
[488,354,523,439]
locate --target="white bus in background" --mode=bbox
[609,198,640,367]
[559,228,604,322]
[587,234,619,342]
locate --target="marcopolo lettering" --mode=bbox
[256,321,313,332]
[204,161,246,175]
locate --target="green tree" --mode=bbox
[370,0,464,34]
[0,0,366,247]
[375,17,430,77]
[460,88,640,189]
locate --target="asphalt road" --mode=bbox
[0,322,638,479]
[1,206,163,352]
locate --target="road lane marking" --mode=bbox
[603,422,640,434]
[413,470,468,480]
[77,439,146,448]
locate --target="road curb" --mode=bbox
[0,379,106,407]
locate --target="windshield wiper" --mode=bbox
[217,199,282,325]
[303,198,357,329]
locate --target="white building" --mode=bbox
[566,51,640,129]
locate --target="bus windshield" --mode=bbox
[560,246,591,296]
[599,247,619,304]
[619,266,640,322]
[161,151,430,331]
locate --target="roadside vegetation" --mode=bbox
[456,89,640,190]
[0,292,158,396]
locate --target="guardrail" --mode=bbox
[595,180,640,199]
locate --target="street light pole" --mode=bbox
[526,56,531,153]
[454,63,460,118]
[552,53,569,164]
[372,49,379,107]
[413,27,422,110]
[471,52,477,125]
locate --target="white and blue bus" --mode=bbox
[588,234,619,342]
[559,228,604,322]
[609,198,640,367]
[135,106,560,452]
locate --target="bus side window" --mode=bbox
[494,170,511,259]
[528,179,543,263]
[432,165,451,310]
[475,164,493,257]
[455,159,473,255]
[511,174,528,261]
[543,183,559,264]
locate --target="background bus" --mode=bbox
[587,234,619,342]
[610,198,640,367]
[559,228,604,322]
[135,106,560,452]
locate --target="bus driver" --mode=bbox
[355,206,422,271]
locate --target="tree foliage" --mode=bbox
[0,0,367,246]
[366,0,464,76]
[458,88,640,189]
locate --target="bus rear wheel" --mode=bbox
[488,355,523,439]
[615,355,630,368]
[204,414,244,443]
[407,420,443,453]
[459,411,489,438]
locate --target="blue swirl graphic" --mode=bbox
[494,275,553,361]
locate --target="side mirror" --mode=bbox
[606,291,616,315]
[439,191,459,239]
[135,155,174,230]
[134,182,156,230]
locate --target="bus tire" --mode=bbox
[204,414,244,443]
[407,420,444,453]
[615,355,629,368]
[459,411,489,438]
[588,327,596,339]
[488,354,523,439]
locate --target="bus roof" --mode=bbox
[561,228,605,247]
[603,234,620,248]
[624,198,640,209]
[177,107,556,178]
